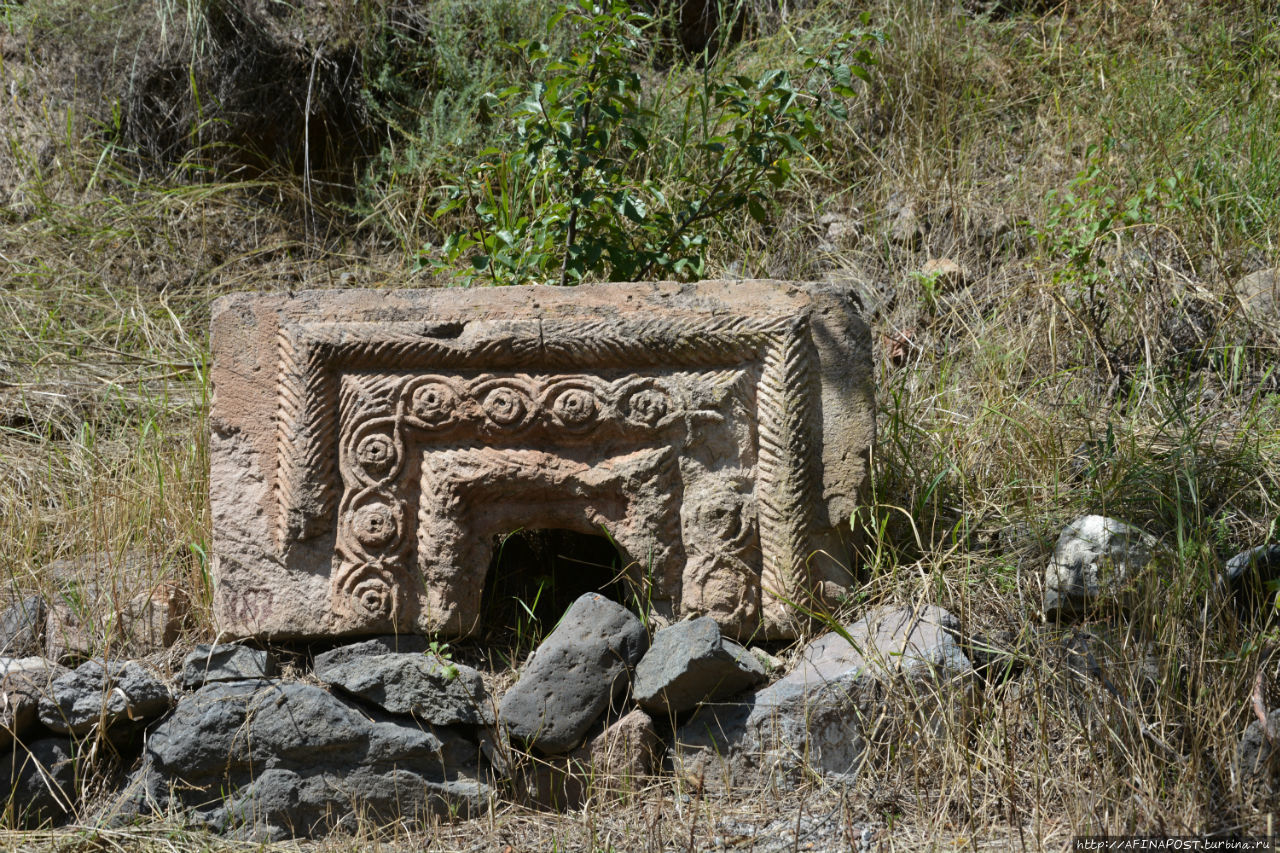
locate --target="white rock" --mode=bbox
[1043,515,1158,618]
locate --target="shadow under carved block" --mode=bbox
[209,281,874,641]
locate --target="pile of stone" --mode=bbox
[0,591,976,838]
[0,655,171,825]
[6,510,1280,837]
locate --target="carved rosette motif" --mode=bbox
[272,313,823,636]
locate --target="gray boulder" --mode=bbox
[1239,708,1280,791]
[633,617,765,715]
[0,657,68,750]
[507,708,661,810]
[1221,544,1280,615]
[672,605,971,785]
[1043,515,1158,618]
[0,596,46,657]
[1,737,78,826]
[498,593,647,754]
[312,634,430,679]
[321,653,493,726]
[180,644,276,689]
[37,659,171,735]
[122,680,487,839]
[1235,267,1279,324]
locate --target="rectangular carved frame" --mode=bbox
[209,282,873,641]
[274,313,818,635]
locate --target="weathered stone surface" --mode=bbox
[45,582,190,662]
[124,581,192,650]
[749,646,784,674]
[1221,544,1280,615]
[38,659,171,735]
[321,652,493,726]
[886,204,923,247]
[671,605,971,785]
[44,598,97,663]
[1235,267,1280,323]
[1,737,78,827]
[0,657,67,751]
[633,616,765,715]
[181,644,276,689]
[510,708,661,809]
[1043,515,1158,618]
[918,257,971,292]
[498,593,647,755]
[123,680,488,839]
[311,634,430,679]
[584,708,660,782]
[209,281,874,642]
[819,212,862,247]
[0,596,46,656]
[1238,708,1280,791]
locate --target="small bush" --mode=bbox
[422,0,879,285]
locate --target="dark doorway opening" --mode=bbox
[480,529,631,653]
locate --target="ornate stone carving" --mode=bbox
[210,281,874,640]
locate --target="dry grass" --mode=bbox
[2,0,1280,848]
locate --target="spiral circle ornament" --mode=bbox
[482,386,530,427]
[354,433,396,475]
[625,386,671,426]
[352,576,394,620]
[409,381,458,427]
[551,387,599,429]
[351,502,398,548]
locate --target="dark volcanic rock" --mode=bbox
[673,605,972,785]
[321,652,493,726]
[121,680,488,840]
[633,617,765,715]
[1222,544,1280,615]
[312,635,430,679]
[180,644,276,689]
[498,593,647,754]
[37,659,171,735]
[1,737,78,827]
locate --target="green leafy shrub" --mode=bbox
[427,0,879,285]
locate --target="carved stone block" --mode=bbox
[209,281,873,641]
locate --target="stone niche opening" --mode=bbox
[480,528,631,647]
[209,281,874,641]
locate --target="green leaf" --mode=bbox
[766,161,790,188]
[778,133,805,153]
[616,192,647,223]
